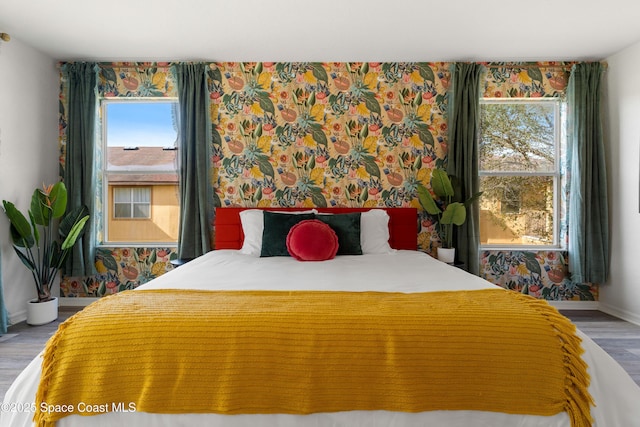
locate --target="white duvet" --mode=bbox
[3,250,640,427]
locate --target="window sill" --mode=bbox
[97,243,178,248]
[479,246,565,252]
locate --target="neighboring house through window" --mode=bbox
[103,100,180,244]
[478,98,563,247]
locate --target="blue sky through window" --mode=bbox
[106,101,178,148]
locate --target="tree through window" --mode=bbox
[478,99,563,247]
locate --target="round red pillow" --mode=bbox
[286,219,339,261]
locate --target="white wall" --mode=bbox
[0,37,59,324]
[601,41,640,324]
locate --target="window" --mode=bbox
[478,99,563,247]
[103,100,180,244]
[113,187,151,219]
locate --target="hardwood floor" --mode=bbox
[0,308,78,400]
[560,310,640,386]
[1,309,639,402]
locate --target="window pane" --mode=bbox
[479,176,554,246]
[114,187,131,203]
[131,187,151,203]
[104,99,180,244]
[133,204,150,218]
[480,102,556,173]
[114,203,131,218]
[106,101,178,172]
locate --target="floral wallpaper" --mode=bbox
[61,247,178,298]
[58,61,595,301]
[211,62,450,255]
[479,250,596,301]
[97,63,176,97]
[482,62,571,98]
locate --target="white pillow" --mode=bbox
[360,209,395,254]
[316,209,395,254]
[239,209,317,256]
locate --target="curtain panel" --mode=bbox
[447,63,484,275]
[567,62,609,284]
[172,63,213,259]
[62,62,98,277]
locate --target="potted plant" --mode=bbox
[417,169,482,264]
[2,182,89,325]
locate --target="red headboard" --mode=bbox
[214,207,417,251]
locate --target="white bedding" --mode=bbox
[3,250,640,427]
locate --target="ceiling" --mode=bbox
[2,0,640,62]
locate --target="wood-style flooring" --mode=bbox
[0,308,78,400]
[560,310,640,386]
[1,309,639,401]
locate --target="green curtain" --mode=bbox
[0,250,8,334]
[567,62,609,284]
[446,63,483,275]
[62,62,97,277]
[172,63,212,259]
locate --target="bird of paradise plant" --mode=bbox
[2,182,89,302]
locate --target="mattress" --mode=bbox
[3,250,640,427]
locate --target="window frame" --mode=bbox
[478,97,563,250]
[100,98,179,246]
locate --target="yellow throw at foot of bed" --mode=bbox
[35,288,593,427]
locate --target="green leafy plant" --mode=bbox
[417,169,482,249]
[2,182,89,302]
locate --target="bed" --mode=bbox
[2,207,640,427]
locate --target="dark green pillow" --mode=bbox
[316,213,363,255]
[260,212,315,257]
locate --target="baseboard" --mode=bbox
[8,309,26,326]
[59,297,99,307]
[548,301,600,310]
[598,302,640,327]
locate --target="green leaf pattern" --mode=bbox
[59,61,593,301]
[61,247,178,298]
[479,251,597,301]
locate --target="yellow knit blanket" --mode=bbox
[35,289,593,427]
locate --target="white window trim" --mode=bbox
[101,98,179,247]
[478,98,563,251]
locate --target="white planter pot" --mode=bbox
[26,297,58,326]
[437,247,456,264]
